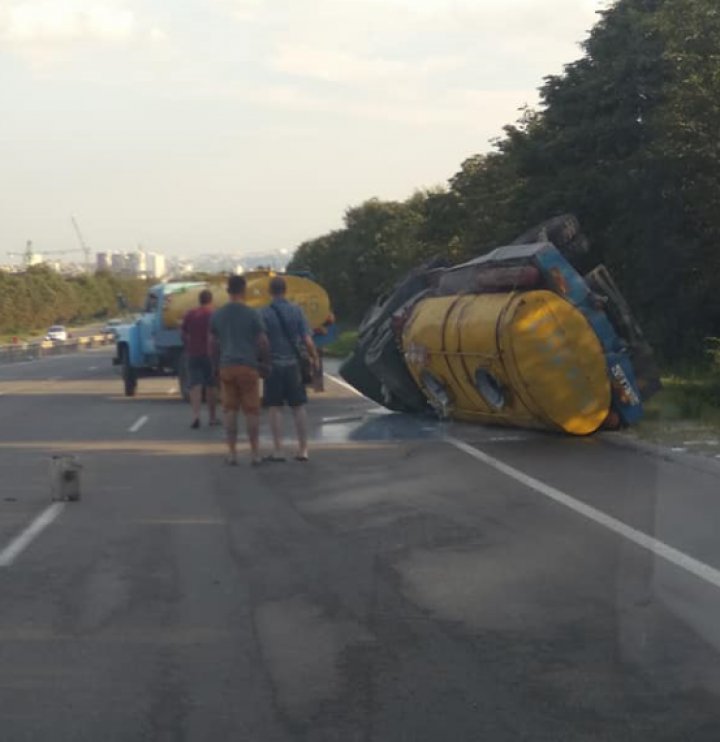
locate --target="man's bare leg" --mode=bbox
[246,412,261,463]
[269,407,284,457]
[224,409,238,464]
[207,386,219,424]
[190,385,202,427]
[291,405,308,459]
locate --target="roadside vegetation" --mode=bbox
[324,330,359,359]
[658,345,720,423]
[0,266,148,341]
[646,377,720,422]
[288,0,720,376]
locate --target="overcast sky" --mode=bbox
[0,0,604,261]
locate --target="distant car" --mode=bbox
[45,325,68,342]
[102,318,122,339]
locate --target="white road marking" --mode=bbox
[321,415,365,425]
[447,436,720,592]
[167,387,178,395]
[0,503,66,568]
[88,366,98,371]
[487,435,529,443]
[128,415,149,433]
[325,373,366,398]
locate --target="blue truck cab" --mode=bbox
[113,282,204,397]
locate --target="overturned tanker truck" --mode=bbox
[340,216,661,436]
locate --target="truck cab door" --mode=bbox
[139,292,159,357]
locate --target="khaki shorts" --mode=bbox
[219,366,260,415]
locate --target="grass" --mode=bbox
[323,329,359,358]
[642,375,720,425]
[634,370,720,449]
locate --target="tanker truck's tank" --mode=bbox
[160,272,333,333]
[402,290,611,435]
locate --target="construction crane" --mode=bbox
[6,240,37,267]
[6,240,85,269]
[71,216,92,273]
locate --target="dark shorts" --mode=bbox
[188,356,217,388]
[262,363,307,408]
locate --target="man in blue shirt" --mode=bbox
[260,276,319,462]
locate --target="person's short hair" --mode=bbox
[199,289,213,305]
[269,276,287,296]
[227,275,246,296]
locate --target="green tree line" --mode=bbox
[0,266,148,337]
[288,0,720,364]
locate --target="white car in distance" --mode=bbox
[46,325,68,342]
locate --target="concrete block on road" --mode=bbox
[50,455,82,502]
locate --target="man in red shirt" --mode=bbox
[181,289,219,429]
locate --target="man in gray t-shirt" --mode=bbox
[211,302,265,369]
[210,275,270,466]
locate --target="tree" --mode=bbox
[288,0,720,361]
[289,198,430,321]
[0,269,148,336]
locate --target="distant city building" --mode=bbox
[101,249,167,278]
[147,253,166,279]
[165,258,194,278]
[186,255,248,274]
[164,251,292,278]
[242,251,288,272]
[28,252,44,267]
[128,250,147,277]
[110,252,127,273]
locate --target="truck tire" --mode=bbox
[120,346,137,397]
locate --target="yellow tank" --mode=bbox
[161,271,333,332]
[402,290,611,435]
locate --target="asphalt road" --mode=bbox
[2,351,720,740]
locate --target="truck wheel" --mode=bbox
[120,346,137,397]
